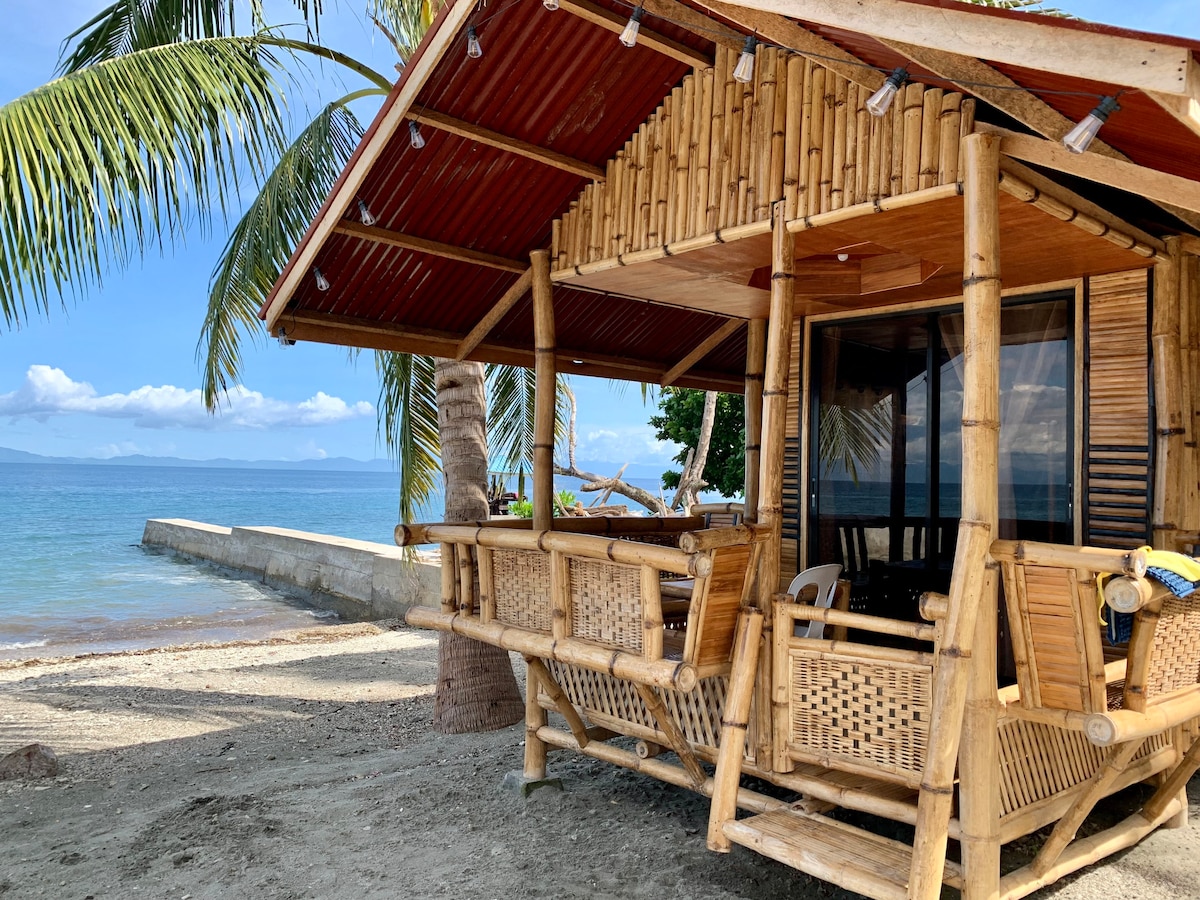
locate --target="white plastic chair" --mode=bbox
[786,564,843,639]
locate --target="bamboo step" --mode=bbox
[723,808,963,900]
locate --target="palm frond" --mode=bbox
[58,0,330,73]
[486,365,570,474]
[369,0,434,62]
[818,402,892,484]
[0,37,286,329]
[376,351,441,522]
[199,99,367,409]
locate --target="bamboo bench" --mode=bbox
[402,517,768,786]
[991,539,1200,898]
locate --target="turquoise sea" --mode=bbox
[0,462,674,660]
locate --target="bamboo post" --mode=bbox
[938,93,963,186]
[706,609,764,851]
[855,85,870,203]
[694,65,714,237]
[674,79,694,243]
[524,656,590,749]
[918,87,942,191]
[531,250,556,531]
[479,547,495,623]
[1153,236,1185,548]
[902,83,924,194]
[744,319,767,524]
[909,132,1003,900]
[819,73,836,213]
[440,542,457,613]
[830,77,848,210]
[523,657,549,780]
[768,50,788,212]
[806,66,825,218]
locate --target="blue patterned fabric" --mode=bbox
[1146,566,1200,598]
[1107,611,1135,645]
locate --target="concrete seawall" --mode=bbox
[141,518,440,622]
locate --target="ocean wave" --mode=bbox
[0,639,48,650]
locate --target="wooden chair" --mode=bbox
[991,539,1200,896]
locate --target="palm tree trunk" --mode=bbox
[432,358,524,733]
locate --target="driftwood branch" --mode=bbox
[670,390,716,512]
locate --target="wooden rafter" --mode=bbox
[559,0,711,69]
[660,317,744,386]
[333,221,527,273]
[410,106,605,181]
[1147,56,1200,140]
[720,0,1195,95]
[979,124,1200,218]
[642,0,744,52]
[877,40,1200,232]
[690,0,884,91]
[455,269,533,361]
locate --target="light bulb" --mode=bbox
[408,120,426,150]
[357,199,377,227]
[619,7,644,48]
[543,0,558,9]
[866,68,908,118]
[1062,96,1120,154]
[837,253,850,262]
[733,35,757,84]
[313,268,330,292]
[467,25,482,59]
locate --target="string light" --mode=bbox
[733,34,757,84]
[866,68,908,117]
[409,120,426,150]
[357,199,377,227]
[312,268,330,292]
[1062,96,1120,154]
[543,0,558,9]
[619,6,644,48]
[277,327,296,347]
[467,25,483,59]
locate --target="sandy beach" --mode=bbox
[2,622,1199,899]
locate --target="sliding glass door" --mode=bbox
[809,293,1073,616]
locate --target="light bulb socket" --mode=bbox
[357,199,377,227]
[619,6,644,48]
[865,67,908,118]
[733,34,757,84]
[467,25,482,59]
[1090,95,1121,123]
[408,120,426,150]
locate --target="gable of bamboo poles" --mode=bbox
[549,45,975,273]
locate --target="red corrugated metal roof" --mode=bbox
[264,0,1200,387]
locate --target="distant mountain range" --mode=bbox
[0,446,668,480]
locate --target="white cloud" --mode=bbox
[0,365,373,431]
[577,424,678,465]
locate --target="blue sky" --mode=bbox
[1,0,1197,465]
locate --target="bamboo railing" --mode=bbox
[550,47,974,273]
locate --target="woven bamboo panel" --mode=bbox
[1142,594,1200,698]
[491,549,552,633]
[544,661,750,757]
[786,650,932,784]
[997,717,1167,817]
[570,558,643,653]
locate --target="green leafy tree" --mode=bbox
[650,388,746,499]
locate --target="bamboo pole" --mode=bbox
[479,547,495,623]
[744,319,767,524]
[675,80,694,243]
[938,92,963,185]
[783,56,804,219]
[771,594,794,773]
[706,609,764,850]
[819,72,836,213]
[855,84,870,203]
[696,63,716,234]
[440,543,457,613]
[1154,236,1186,547]
[525,656,590,749]
[909,132,1003,900]
[1141,733,1200,822]
[768,50,788,213]
[867,90,882,201]
[889,90,904,196]
[531,250,556,531]
[830,76,848,210]
[1085,692,1200,746]
[551,218,561,271]
[843,82,858,208]
[989,540,1147,576]
[633,682,706,787]
[902,83,925,194]
[918,87,942,191]
[405,607,699,691]
[806,66,825,218]
[725,67,745,228]
[523,658,549,779]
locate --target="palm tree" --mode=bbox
[1,0,527,733]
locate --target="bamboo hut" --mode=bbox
[261,1,1200,896]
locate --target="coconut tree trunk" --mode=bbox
[432,358,524,733]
